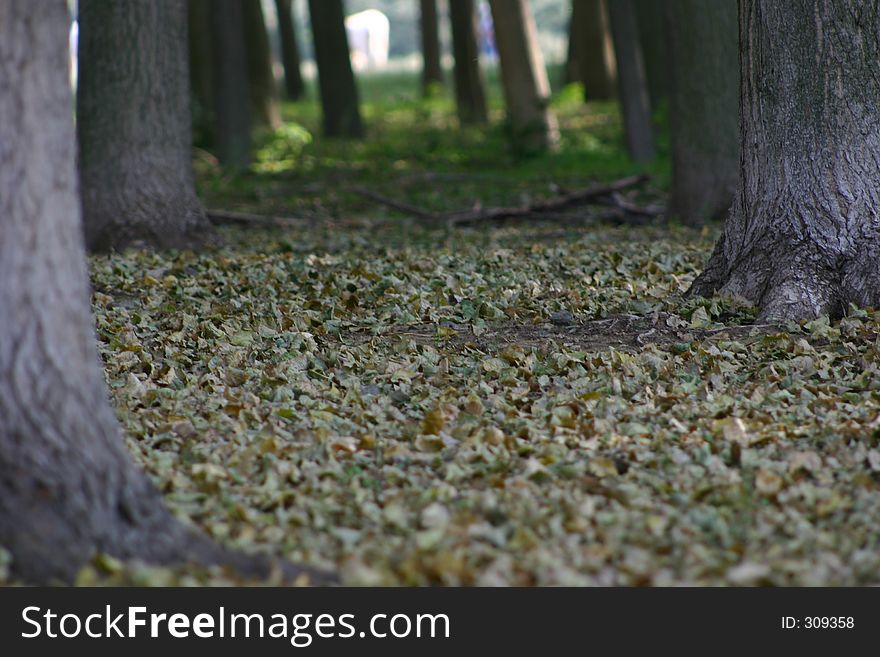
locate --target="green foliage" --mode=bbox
[255,123,313,173]
[554,82,586,107]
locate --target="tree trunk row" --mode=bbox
[607,0,654,163]
[420,0,444,96]
[489,0,559,153]
[276,0,306,101]
[309,0,364,138]
[211,0,253,167]
[565,0,617,101]
[449,0,489,125]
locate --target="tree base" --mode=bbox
[687,227,876,322]
[84,200,217,252]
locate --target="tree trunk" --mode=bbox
[488,0,560,153]
[77,0,214,252]
[564,0,585,86]
[634,0,669,112]
[1,0,323,585]
[420,0,444,96]
[188,0,215,147]
[211,0,252,167]
[607,0,655,162]
[276,0,306,101]
[243,0,281,130]
[308,0,364,138]
[565,0,617,101]
[667,0,738,226]
[449,0,488,125]
[690,0,880,322]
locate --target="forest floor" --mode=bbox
[14,71,880,586]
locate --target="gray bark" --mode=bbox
[420,0,444,95]
[566,0,617,101]
[690,0,880,322]
[488,0,560,153]
[449,0,488,125]
[243,0,281,129]
[308,0,364,138]
[1,0,324,584]
[77,0,214,252]
[276,0,306,101]
[667,0,738,225]
[608,0,655,163]
[211,0,252,167]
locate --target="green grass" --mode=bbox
[196,65,671,222]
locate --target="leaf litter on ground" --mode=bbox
[33,217,880,586]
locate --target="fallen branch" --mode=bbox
[447,174,651,226]
[352,174,655,226]
[206,209,302,227]
[208,175,662,230]
[596,192,665,218]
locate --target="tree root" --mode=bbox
[753,272,840,323]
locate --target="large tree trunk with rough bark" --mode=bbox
[0,0,323,585]
[308,0,363,138]
[420,0,444,96]
[77,0,213,252]
[667,0,738,226]
[449,0,488,125]
[243,0,281,130]
[211,0,252,167]
[565,0,617,101]
[276,0,305,101]
[607,0,655,162]
[634,0,669,112]
[690,0,880,322]
[488,0,559,153]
